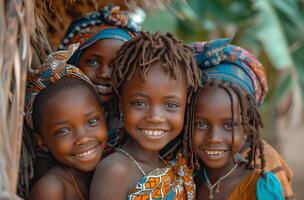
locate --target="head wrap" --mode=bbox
[190,38,268,105]
[25,44,95,129]
[58,5,140,65]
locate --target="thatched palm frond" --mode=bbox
[0,0,33,199]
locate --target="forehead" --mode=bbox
[43,87,99,114]
[82,39,124,53]
[122,62,188,97]
[195,86,241,118]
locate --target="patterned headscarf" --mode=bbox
[25,44,95,129]
[190,38,268,105]
[58,4,140,65]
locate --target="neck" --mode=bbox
[122,137,160,164]
[68,167,93,184]
[203,161,242,184]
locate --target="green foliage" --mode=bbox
[142,0,304,136]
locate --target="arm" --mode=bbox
[90,158,130,200]
[29,174,65,200]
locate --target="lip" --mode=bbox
[72,143,101,162]
[95,83,112,95]
[138,128,168,140]
[201,148,229,161]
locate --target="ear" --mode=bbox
[34,133,47,149]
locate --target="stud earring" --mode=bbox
[43,146,49,152]
[119,113,124,121]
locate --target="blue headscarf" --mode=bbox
[190,38,268,106]
[58,5,140,65]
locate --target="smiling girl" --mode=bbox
[90,31,201,200]
[26,45,108,200]
[190,38,284,200]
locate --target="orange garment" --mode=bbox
[227,171,260,200]
[127,153,195,200]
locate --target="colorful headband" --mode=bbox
[25,44,95,129]
[58,4,140,51]
[191,38,268,105]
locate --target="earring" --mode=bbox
[119,113,124,121]
[43,146,49,152]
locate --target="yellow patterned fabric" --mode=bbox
[127,153,195,200]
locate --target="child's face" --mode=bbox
[40,87,108,172]
[78,39,124,103]
[194,86,244,169]
[121,62,188,152]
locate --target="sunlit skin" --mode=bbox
[121,62,188,153]
[194,86,250,200]
[39,87,108,172]
[77,39,124,103]
[30,86,108,200]
[90,62,188,199]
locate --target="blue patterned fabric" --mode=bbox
[190,38,268,106]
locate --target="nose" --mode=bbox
[206,127,223,144]
[145,106,165,124]
[74,128,92,146]
[96,64,112,81]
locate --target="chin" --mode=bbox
[99,94,113,104]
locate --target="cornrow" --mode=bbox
[111,31,201,160]
[189,79,266,173]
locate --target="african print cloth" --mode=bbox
[191,38,268,106]
[58,4,140,65]
[127,153,195,200]
[25,43,94,129]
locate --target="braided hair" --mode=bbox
[190,79,266,173]
[111,31,201,158]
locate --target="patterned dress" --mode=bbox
[127,154,195,200]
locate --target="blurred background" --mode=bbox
[1,0,303,199]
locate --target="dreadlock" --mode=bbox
[112,31,200,94]
[111,31,201,158]
[189,79,266,174]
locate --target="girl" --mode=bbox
[59,5,139,138]
[90,31,201,199]
[190,38,284,200]
[26,45,108,200]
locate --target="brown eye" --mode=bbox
[132,100,147,108]
[165,102,180,111]
[86,58,99,66]
[55,127,71,136]
[195,121,208,129]
[224,122,238,130]
[88,117,99,126]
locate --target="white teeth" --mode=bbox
[205,150,225,155]
[95,84,112,94]
[75,148,96,157]
[141,129,166,136]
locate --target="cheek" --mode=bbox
[169,111,184,132]
[47,138,72,156]
[193,131,204,149]
[78,66,96,80]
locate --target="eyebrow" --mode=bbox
[130,93,182,100]
[85,110,97,117]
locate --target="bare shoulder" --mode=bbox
[29,167,65,200]
[90,152,134,200]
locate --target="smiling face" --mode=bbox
[194,86,244,169]
[120,62,188,152]
[77,39,124,103]
[39,87,108,172]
